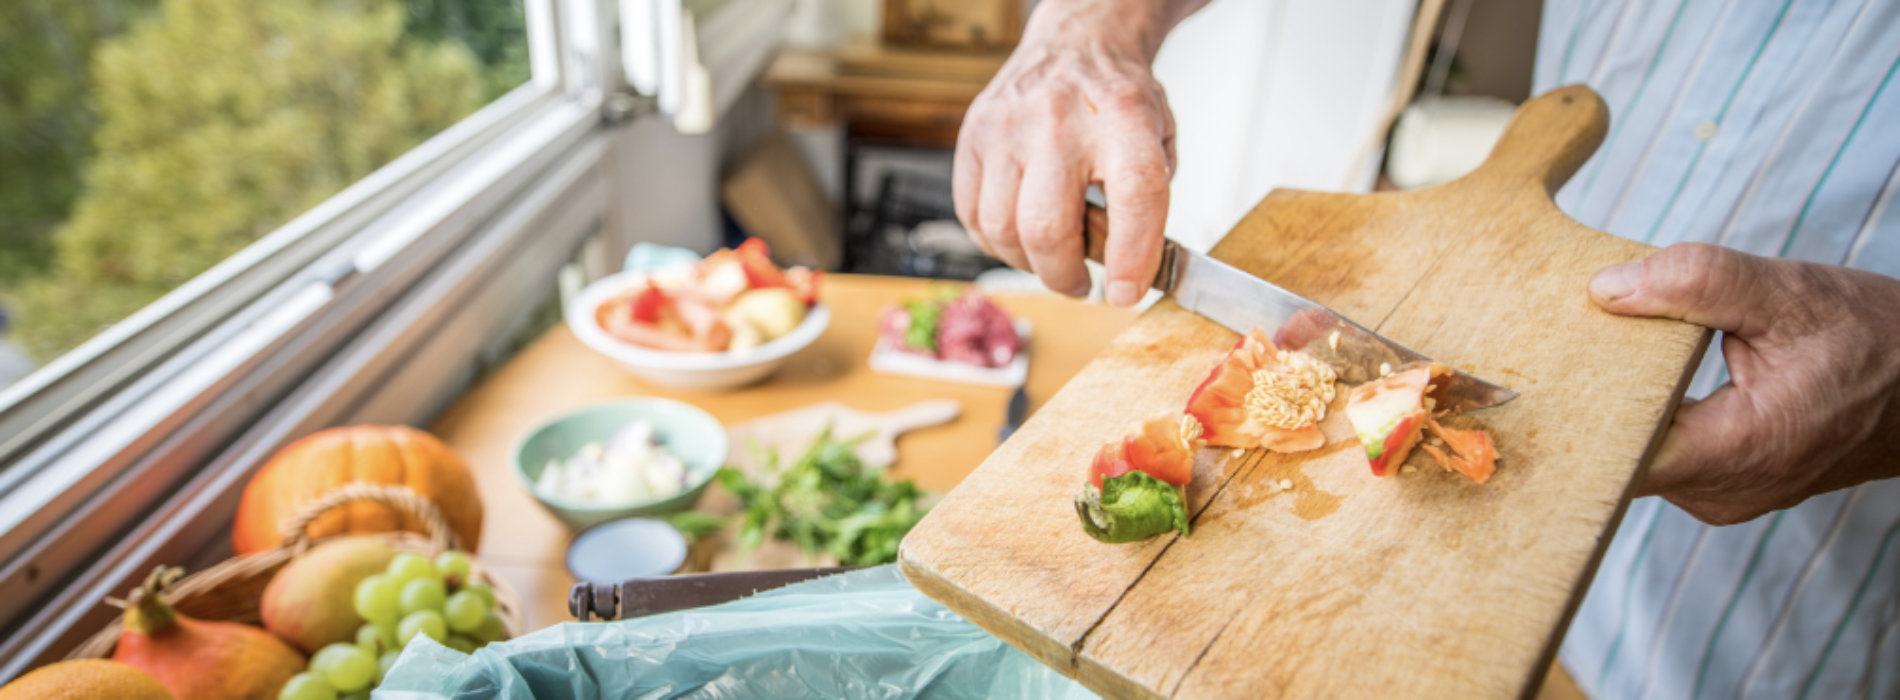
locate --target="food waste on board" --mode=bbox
[1076,329,1499,543]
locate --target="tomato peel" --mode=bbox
[1087,412,1203,489]
[1344,363,1450,477]
[1421,417,1498,484]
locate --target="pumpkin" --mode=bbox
[233,425,483,555]
[0,659,174,700]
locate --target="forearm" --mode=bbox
[1022,0,1211,63]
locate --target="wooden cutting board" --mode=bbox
[897,85,1710,699]
[724,399,963,471]
[699,400,962,571]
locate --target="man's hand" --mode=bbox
[1590,243,1900,525]
[954,0,1205,307]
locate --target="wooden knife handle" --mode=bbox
[1081,201,1181,292]
[1083,202,1110,266]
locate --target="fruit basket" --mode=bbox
[67,483,523,659]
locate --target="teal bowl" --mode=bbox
[512,398,728,530]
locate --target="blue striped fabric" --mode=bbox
[1537,1,1900,698]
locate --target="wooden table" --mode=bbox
[424,272,1587,699]
[429,274,1135,631]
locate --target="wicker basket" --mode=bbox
[70,483,523,659]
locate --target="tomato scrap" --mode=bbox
[1343,363,1446,477]
[1087,412,1203,489]
[1075,412,1204,543]
[1421,418,1498,484]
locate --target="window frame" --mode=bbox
[0,0,634,671]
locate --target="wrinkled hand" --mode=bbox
[1590,243,1900,525]
[954,1,1201,306]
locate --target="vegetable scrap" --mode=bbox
[1076,328,1504,544]
[1343,363,1445,478]
[1074,412,1203,543]
[1421,417,1498,484]
[715,429,929,567]
[595,238,821,353]
[1185,329,1335,453]
[878,286,1022,368]
[1343,362,1500,482]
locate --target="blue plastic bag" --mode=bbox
[375,566,1096,699]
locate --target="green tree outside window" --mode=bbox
[0,0,529,362]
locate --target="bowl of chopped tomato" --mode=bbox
[567,240,829,391]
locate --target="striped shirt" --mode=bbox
[1536,0,1900,698]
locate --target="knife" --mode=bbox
[1081,200,1516,413]
[998,385,1029,444]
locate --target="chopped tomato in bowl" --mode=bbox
[568,239,830,391]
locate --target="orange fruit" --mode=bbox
[0,659,174,700]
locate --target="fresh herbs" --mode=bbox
[715,429,930,566]
[664,511,728,540]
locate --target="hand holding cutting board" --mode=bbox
[1586,243,1900,525]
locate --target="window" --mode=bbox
[0,0,631,671]
[0,0,532,377]
[0,0,793,674]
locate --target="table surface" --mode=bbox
[423,272,1587,699]
[429,273,1136,630]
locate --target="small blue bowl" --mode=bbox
[512,398,727,530]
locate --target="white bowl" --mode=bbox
[567,270,831,391]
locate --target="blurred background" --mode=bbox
[0,0,530,374]
[0,2,1571,693]
[0,0,1540,388]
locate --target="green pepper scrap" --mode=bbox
[1074,470,1190,543]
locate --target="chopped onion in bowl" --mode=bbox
[535,419,690,506]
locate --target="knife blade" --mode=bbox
[1080,202,1516,413]
[998,385,1029,444]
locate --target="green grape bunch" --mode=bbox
[291,549,503,700]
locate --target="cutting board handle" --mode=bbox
[1458,84,1609,196]
[876,399,964,435]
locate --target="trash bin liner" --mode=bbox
[376,566,1096,699]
